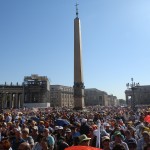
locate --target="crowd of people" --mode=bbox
[0,106,150,150]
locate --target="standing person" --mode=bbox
[22,128,34,148]
[127,139,137,150]
[32,134,46,150]
[11,129,25,150]
[18,142,31,150]
[144,143,150,150]
[43,128,55,150]
[80,118,91,136]
[137,131,150,150]
[38,121,45,133]
[110,131,129,150]
[101,136,110,150]
[65,128,73,146]
[104,123,113,135]
[1,138,12,150]
[70,126,80,139]
[57,136,69,150]
[112,143,126,150]
[124,130,137,146]
[78,134,91,146]
[30,126,39,142]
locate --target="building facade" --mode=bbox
[0,83,23,109]
[23,74,50,108]
[50,85,74,108]
[85,88,118,106]
[0,74,50,109]
[125,85,150,106]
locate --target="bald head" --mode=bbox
[18,142,31,150]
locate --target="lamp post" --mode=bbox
[126,78,140,112]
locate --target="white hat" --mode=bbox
[58,126,63,130]
[33,126,38,130]
[54,126,59,130]
[81,118,87,123]
[105,123,110,127]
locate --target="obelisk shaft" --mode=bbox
[73,17,85,110]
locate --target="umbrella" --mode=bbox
[144,115,150,123]
[56,119,70,127]
[30,116,40,122]
[65,146,101,150]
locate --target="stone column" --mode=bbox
[126,94,129,106]
[10,93,13,109]
[18,94,21,108]
[13,94,16,108]
[4,93,7,108]
[0,93,3,109]
[12,94,14,108]
[20,94,23,108]
[15,93,18,108]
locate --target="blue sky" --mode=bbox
[0,0,150,100]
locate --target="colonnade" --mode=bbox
[0,92,23,109]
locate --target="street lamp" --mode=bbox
[126,78,140,112]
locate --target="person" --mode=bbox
[78,134,91,146]
[127,139,137,150]
[112,143,126,150]
[1,138,12,150]
[38,121,45,133]
[110,131,129,150]
[137,131,150,150]
[30,126,39,142]
[80,118,91,136]
[124,130,137,146]
[32,134,44,150]
[5,113,12,123]
[18,142,31,150]
[104,123,113,134]
[144,143,150,150]
[65,128,73,146]
[11,129,25,150]
[101,136,110,150]
[43,128,55,150]
[57,136,69,150]
[73,136,80,146]
[70,126,80,139]
[22,128,34,148]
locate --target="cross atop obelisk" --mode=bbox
[75,3,79,17]
[73,3,85,110]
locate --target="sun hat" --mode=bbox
[54,126,59,130]
[65,128,71,133]
[114,131,122,136]
[102,136,110,142]
[78,134,91,144]
[143,131,150,136]
[113,131,124,140]
[33,126,38,130]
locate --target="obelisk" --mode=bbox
[73,4,85,110]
